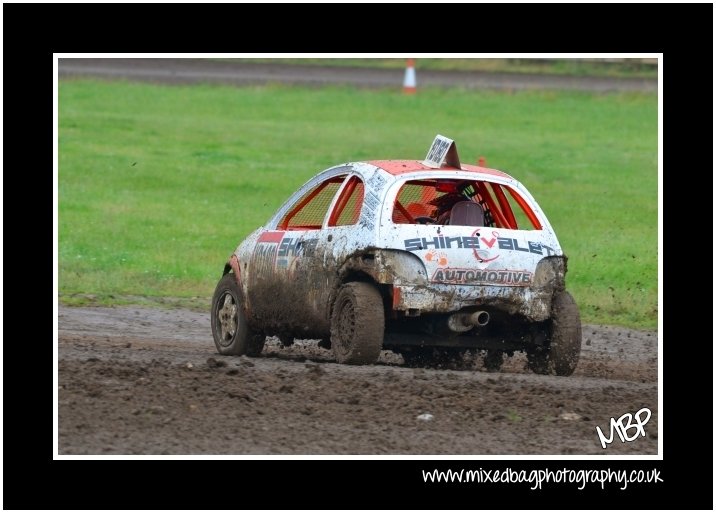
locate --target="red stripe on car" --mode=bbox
[258,231,285,243]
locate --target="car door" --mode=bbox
[289,174,370,330]
[246,173,348,337]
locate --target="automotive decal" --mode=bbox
[479,232,498,248]
[277,237,318,258]
[360,191,381,231]
[367,172,387,192]
[497,237,551,255]
[431,268,533,286]
[472,229,499,263]
[252,243,279,277]
[473,249,499,264]
[403,234,555,256]
[275,237,319,277]
[404,236,481,251]
[424,250,448,266]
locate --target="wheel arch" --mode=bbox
[329,268,391,322]
[328,248,427,321]
[221,254,253,319]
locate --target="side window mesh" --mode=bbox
[280,177,345,229]
[332,178,364,226]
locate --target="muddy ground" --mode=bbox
[58,305,658,455]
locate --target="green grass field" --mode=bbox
[59,80,657,328]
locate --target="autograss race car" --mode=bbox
[211,135,581,376]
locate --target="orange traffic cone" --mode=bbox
[403,58,416,94]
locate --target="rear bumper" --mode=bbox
[392,283,554,322]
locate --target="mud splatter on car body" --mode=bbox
[212,135,582,375]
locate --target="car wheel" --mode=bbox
[527,290,581,376]
[211,273,266,356]
[330,282,384,365]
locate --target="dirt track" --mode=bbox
[58,58,657,92]
[58,305,658,455]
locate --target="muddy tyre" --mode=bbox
[211,273,266,356]
[330,282,384,365]
[528,290,581,376]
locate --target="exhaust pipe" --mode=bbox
[447,311,490,332]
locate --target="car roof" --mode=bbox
[365,160,513,180]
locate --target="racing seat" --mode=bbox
[449,201,485,226]
[406,202,431,219]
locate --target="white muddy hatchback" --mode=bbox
[211,135,581,375]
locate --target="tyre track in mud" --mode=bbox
[58,305,658,455]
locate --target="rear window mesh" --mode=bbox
[390,179,540,230]
[392,182,442,223]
